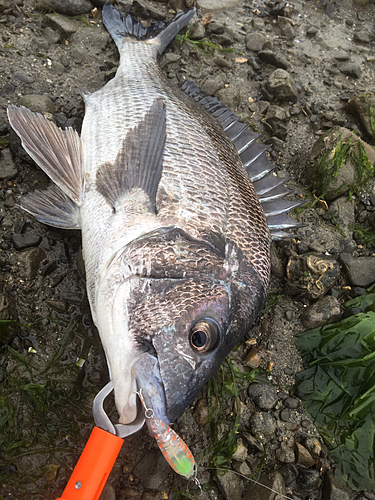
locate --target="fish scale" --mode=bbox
[7,3,301,432]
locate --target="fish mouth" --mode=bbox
[132,352,170,426]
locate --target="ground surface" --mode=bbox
[0,0,375,499]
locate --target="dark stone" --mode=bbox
[283,397,299,409]
[301,295,341,329]
[13,72,34,84]
[339,62,360,79]
[340,253,375,287]
[133,449,170,489]
[16,247,46,280]
[242,471,286,500]
[0,149,18,180]
[279,408,290,421]
[295,468,321,495]
[12,233,42,250]
[258,50,290,70]
[36,0,93,16]
[248,383,278,410]
[296,242,309,254]
[250,412,276,438]
[322,470,353,500]
[307,26,318,35]
[279,464,298,486]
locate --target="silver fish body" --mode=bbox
[7,4,300,427]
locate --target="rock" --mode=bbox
[12,234,42,251]
[0,149,18,180]
[13,72,34,84]
[322,472,355,500]
[301,295,342,329]
[250,412,276,438]
[245,33,267,52]
[306,126,375,201]
[36,0,93,15]
[283,397,299,409]
[4,194,16,208]
[279,408,290,421]
[15,247,47,280]
[242,471,286,500]
[242,432,263,453]
[69,29,111,58]
[42,13,79,38]
[244,349,261,368]
[265,104,290,139]
[189,21,205,40]
[258,50,290,70]
[213,56,232,69]
[232,438,248,461]
[329,196,355,240]
[339,253,375,288]
[216,86,241,109]
[193,398,209,425]
[133,449,170,490]
[42,27,61,45]
[159,52,181,69]
[46,300,69,313]
[338,62,360,79]
[196,0,241,12]
[208,22,225,35]
[307,26,318,36]
[0,292,10,320]
[0,0,22,11]
[215,469,246,500]
[275,439,295,463]
[346,92,375,140]
[248,383,278,410]
[354,30,372,44]
[262,69,298,102]
[201,76,225,95]
[295,468,321,496]
[295,442,315,467]
[99,484,116,500]
[130,0,165,21]
[18,94,55,115]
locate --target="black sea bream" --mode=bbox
[7,3,301,428]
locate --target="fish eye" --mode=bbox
[189,318,220,353]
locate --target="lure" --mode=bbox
[137,390,197,481]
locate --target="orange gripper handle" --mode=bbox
[56,426,123,500]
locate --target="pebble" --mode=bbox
[13,72,34,84]
[215,469,246,500]
[4,193,16,208]
[354,30,372,44]
[231,438,248,462]
[285,310,293,321]
[42,26,60,44]
[189,21,205,40]
[258,49,290,70]
[262,68,298,102]
[301,295,341,329]
[275,439,295,463]
[340,253,375,287]
[338,62,360,79]
[245,32,266,52]
[0,149,17,180]
[279,408,290,421]
[346,92,375,139]
[12,233,42,251]
[242,432,263,453]
[19,94,55,115]
[216,86,240,109]
[213,56,232,69]
[295,442,315,467]
[248,383,278,410]
[201,75,225,95]
[42,13,79,38]
[36,0,93,15]
[283,396,299,409]
[307,26,318,36]
[250,412,276,438]
[193,398,209,425]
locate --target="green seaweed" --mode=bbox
[176,30,233,54]
[295,295,375,491]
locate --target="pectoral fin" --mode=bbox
[7,105,84,205]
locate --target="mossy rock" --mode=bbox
[306,126,375,201]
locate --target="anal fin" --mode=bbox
[7,105,84,205]
[22,184,80,229]
[96,99,166,213]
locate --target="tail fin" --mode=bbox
[102,2,195,55]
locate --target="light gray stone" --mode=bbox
[301,295,341,329]
[339,253,375,288]
[0,149,18,181]
[263,68,298,102]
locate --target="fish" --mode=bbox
[6,3,302,428]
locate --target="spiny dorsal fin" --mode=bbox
[7,105,84,205]
[21,184,80,229]
[102,3,195,55]
[96,98,166,213]
[181,80,305,240]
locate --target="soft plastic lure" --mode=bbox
[137,390,197,481]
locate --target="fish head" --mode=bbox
[119,228,269,424]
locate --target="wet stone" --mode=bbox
[263,68,298,102]
[258,50,290,70]
[275,439,295,463]
[301,295,341,329]
[307,26,318,35]
[250,412,276,438]
[42,26,60,44]
[215,469,246,500]
[248,383,278,410]
[193,398,209,425]
[12,233,42,251]
[304,438,322,458]
[279,408,290,422]
[189,21,205,40]
[283,396,299,409]
[42,13,79,38]
[19,94,55,115]
[285,310,293,321]
[232,438,248,462]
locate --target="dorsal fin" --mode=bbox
[96,98,166,213]
[181,80,304,240]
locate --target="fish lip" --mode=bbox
[133,352,170,425]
